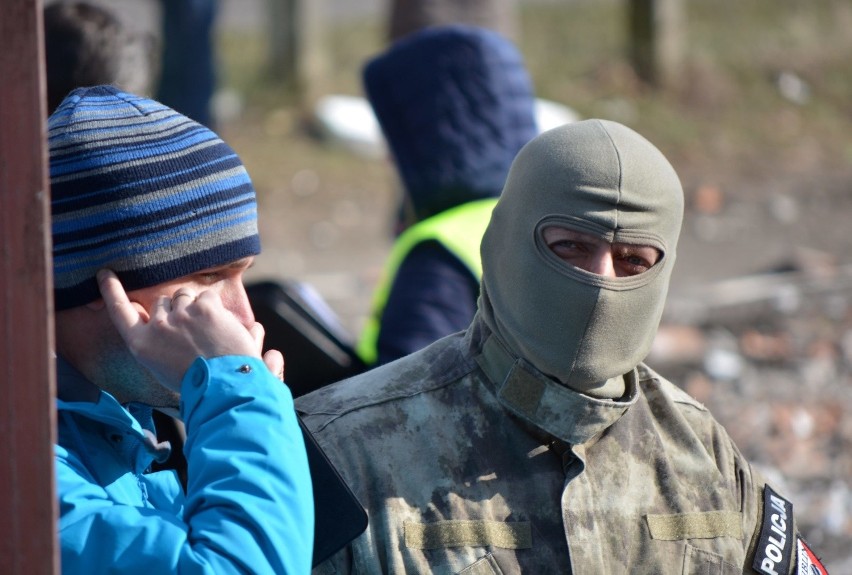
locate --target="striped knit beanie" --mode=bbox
[49,85,260,311]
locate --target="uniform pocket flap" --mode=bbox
[646,511,743,540]
[404,520,532,550]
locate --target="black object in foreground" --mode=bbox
[247,280,367,398]
[299,416,368,567]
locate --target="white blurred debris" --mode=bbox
[769,194,799,224]
[702,329,743,381]
[312,94,581,159]
[704,345,744,381]
[313,95,386,159]
[212,88,244,124]
[789,407,815,440]
[822,481,851,536]
[533,98,582,131]
[776,71,810,105]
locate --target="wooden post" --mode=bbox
[267,0,328,110]
[388,0,520,43]
[628,0,684,88]
[0,0,59,573]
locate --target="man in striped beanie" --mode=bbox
[50,86,314,573]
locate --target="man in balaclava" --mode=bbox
[297,120,822,574]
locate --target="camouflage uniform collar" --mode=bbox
[475,331,638,445]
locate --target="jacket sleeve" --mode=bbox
[376,241,479,365]
[57,355,314,575]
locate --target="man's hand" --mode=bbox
[253,324,285,383]
[98,269,266,391]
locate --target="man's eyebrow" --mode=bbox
[227,257,255,269]
[199,258,255,273]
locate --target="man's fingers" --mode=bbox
[263,349,285,382]
[97,269,141,334]
[252,322,284,380]
[249,322,266,355]
[170,289,197,311]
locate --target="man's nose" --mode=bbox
[586,249,616,278]
[225,281,256,328]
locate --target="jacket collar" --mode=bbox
[56,356,171,464]
[56,355,102,403]
[471,318,637,445]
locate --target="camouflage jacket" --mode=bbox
[297,317,805,575]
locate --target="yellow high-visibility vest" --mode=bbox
[357,198,498,365]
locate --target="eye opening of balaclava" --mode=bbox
[533,215,668,290]
[479,119,684,395]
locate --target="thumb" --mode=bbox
[249,322,266,356]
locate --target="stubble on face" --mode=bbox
[88,326,182,410]
[56,303,181,410]
[57,257,257,410]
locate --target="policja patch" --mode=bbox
[753,485,794,575]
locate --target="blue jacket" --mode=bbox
[56,355,314,574]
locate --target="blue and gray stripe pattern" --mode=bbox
[49,86,260,310]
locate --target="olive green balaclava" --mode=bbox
[479,119,684,395]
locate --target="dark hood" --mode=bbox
[364,25,538,221]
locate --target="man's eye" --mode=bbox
[616,252,657,276]
[550,240,582,253]
[625,255,650,268]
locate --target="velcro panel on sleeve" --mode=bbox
[404,520,532,549]
[646,511,743,540]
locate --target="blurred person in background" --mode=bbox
[298,120,827,574]
[44,0,153,113]
[51,86,313,573]
[156,0,218,128]
[388,0,519,43]
[356,25,538,367]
